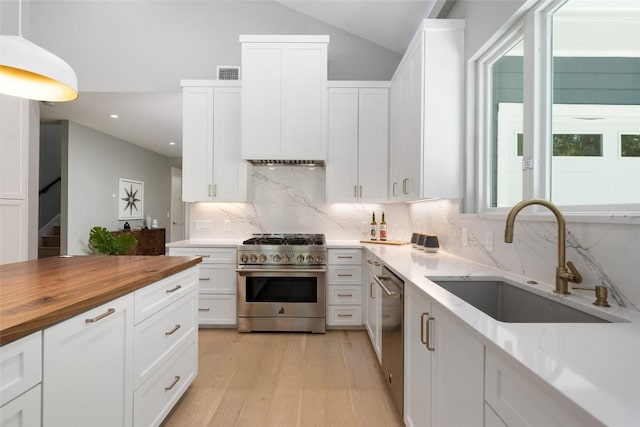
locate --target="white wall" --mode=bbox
[28,0,402,91]
[64,122,172,255]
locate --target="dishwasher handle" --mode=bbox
[373,274,397,296]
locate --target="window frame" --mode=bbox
[464,0,640,219]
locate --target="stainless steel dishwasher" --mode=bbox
[374,266,404,416]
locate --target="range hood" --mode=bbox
[247,159,325,167]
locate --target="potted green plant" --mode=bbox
[88,226,138,255]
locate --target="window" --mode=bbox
[471,0,640,213]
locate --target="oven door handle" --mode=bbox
[373,274,396,296]
[236,268,327,274]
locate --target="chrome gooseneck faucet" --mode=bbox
[504,198,582,295]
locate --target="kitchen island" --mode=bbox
[0,255,202,426]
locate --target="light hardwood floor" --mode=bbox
[162,329,404,427]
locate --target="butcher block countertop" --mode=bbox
[0,255,201,346]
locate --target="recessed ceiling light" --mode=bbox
[169,141,176,145]
[109,114,119,119]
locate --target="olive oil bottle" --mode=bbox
[370,212,378,240]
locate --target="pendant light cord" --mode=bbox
[18,0,23,36]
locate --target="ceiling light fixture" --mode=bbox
[0,0,78,102]
[169,141,176,145]
[109,114,119,119]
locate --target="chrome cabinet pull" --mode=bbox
[208,184,212,198]
[85,308,115,324]
[370,282,375,299]
[213,184,217,197]
[426,316,435,352]
[393,182,398,197]
[164,375,181,391]
[195,254,210,258]
[374,261,380,266]
[198,308,211,312]
[338,293,353,297]
[165,324,181,336]
[199,277,210,281]
[367,260,374,264]
[337,273,353,277]
[338,314,353,318]
[354,185,358,198]
[359,185,363,198]
[337,256,353,259]
[402,178,409,195]
[166,284,182,293]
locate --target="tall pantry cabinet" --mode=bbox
[389,20,465,201]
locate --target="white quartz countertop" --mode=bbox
[361,243,640,427]
[164,238,639,424]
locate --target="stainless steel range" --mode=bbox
[236,233,326,333]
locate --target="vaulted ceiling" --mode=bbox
[25,0,451,157]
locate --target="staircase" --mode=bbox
[38,225,61,258]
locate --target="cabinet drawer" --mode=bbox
[168,247,236,264]
[327,286,362,305]
[134,293,197,389]
[134,267,197,324]
[485,348,599,426]
[134,333,197,427]
[327,306,362,326]
[328,265,362,285]
[328,249,362,265]
[0,332,41,407]
[198,294,236,326]
[198,264,236,293]
[0,384,41,427]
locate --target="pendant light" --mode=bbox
[0,0,78,102]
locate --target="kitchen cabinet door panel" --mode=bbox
[182,87,213,202]
[358,88,389,202]
[0,384,41,427]
[43,294,133,427]
[327,88,359,202]
[213,87,246,201]
[241,45,282,158]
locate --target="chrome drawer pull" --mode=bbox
[337,314,353,318]
[166,284,182,293]
[165,324,181,336]
[420,313,428,345]
[426,316,435,352]
[199,277,210,281]
[337,256,353,259]
[85,308,115,324]
[337,274,353,277]
[198,308,211,312]
[164,375,181,391]
[196,254,211,258]
[338,293,353,297]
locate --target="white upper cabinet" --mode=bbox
[240,35,329,160]
[389,20,465,201]
[327,83,389,203]
[181,82,246,202]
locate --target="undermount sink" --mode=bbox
[429,278,617,323]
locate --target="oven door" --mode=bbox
[236,268,326,318]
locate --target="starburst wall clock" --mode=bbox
[118,178,144,220]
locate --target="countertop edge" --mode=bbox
[0,256,201,346]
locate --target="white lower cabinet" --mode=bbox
[404,282,484,427]
[485,346,602,426]
[167,247,237,326]
[364,251,382,363]
[0,331,42,427]
[0,384,41,427]
[43,294,134,427]
[326,249,363,327]
[134,331,197,427]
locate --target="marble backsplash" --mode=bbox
[188,166,639,310]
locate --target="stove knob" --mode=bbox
[273,254,282,263]
[281,254,290,263]
[296,254,305,263]
[259,254,267,263]
[306,255,314,263]
[249,254,258,263]
[315,255,324,263]
[240,254,249,263]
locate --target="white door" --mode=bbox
[170,167,185,242]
